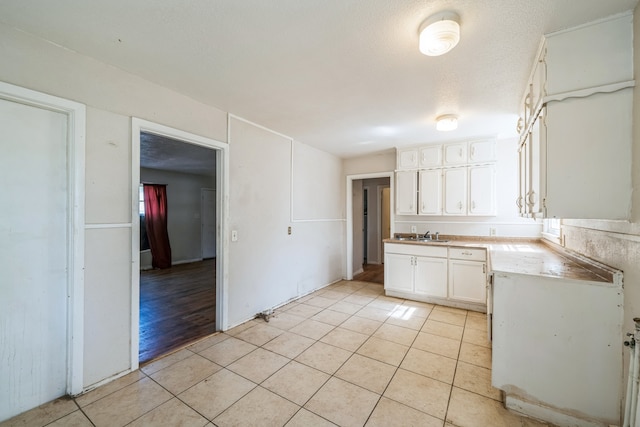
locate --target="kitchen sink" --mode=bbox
[394,236,449,243]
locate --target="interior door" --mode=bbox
[201,188,216,259]
[0,98,69,420]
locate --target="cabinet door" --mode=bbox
[419,145,442,168]
[443,168,467,215]
[414,256,448,297]
[385,253,414,293]
[397,148,418,170]
[418,169,442,215]
[545,91,632,220]
[527,111,546,217]
[469,140,496,163]
[517,140,527,216]
[469,165,495,216]
[395,171,417,215]
[448,260,486,304]
[443,142,468,165]
[530,51,546,114]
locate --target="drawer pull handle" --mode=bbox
[461,251,473,256]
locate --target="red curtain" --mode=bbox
[143,184,172,269]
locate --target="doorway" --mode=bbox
[132,119,227,366]
[350,176,391,284]
[0,83,84,420]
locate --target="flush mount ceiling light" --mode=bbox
[436,114,458,131]
[419,12,460,56]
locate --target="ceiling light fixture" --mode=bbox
[419,12,460,56]
[436,114,458,131]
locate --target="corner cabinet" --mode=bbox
[385,243,487,312]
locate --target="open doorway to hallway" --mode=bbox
[352,177,390,285]
[138,132,218,363]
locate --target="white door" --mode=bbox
[0,99,69,420]
[201,188,216,259]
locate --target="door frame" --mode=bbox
[0,81,86,395]
[201,188,216,259]
[377,184,390,264]
[131,118,228,370]
[345,172,394,280]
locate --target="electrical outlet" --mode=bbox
[410,225,417,233]
[489,227,497,236]
[231,230,238,241]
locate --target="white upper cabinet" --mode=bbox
[418,169,442,215]
[469,140,496,164]
[397,148,419,170]
[516,13,633,220]
[419,145,442,168]
[469,165,496,216]
[545,13,633,97]
[443,168,467,215]
[443,142,467,165]
[545,90,632,219]
[396,170,417,215]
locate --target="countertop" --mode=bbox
[384,236,620,284]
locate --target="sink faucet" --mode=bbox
[435,232,440,241]
[424,231,431,240]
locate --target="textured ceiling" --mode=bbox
[140,132,216,177]
[1,0,637,158]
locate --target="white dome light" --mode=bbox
[436,115,458,131]
[419,12,460,56]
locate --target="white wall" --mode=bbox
[343,140,541,239]
[227,118,344,327]
[0,22,344,393]
[140,168,215,266]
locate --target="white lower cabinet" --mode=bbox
[414,256,448,297]
[385,244,447,297]
[384,253,415,293]
[448,260,486,303]
[385,243,487,311]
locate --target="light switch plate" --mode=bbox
[410,225,417,233]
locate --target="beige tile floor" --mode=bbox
[1,280,555,427]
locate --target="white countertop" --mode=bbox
[384,237,617,283]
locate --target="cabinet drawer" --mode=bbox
[385,243,447,258]
[449,247,486,261]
